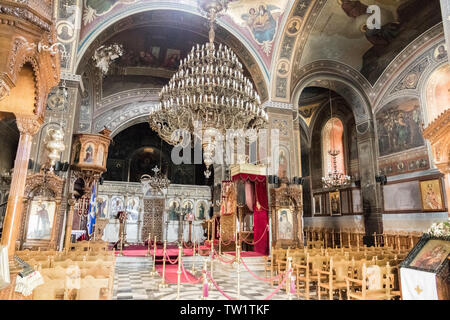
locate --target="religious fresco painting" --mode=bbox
[126,196,140,222]
[82,143,95,163]
[196,201,207,220]
[434,44,448,60]
[111,196,124,218]
[26,201,56,240]
[183,200,195,221]
[409,239,450,272]
[329,191,341,216]
[83,0,138,25]
[277,208,293,240]
[426,63,450,124]
[96,145,104,167]
[227,0,288,56]
[168,200,180,221]
[376,97,424,157]
[96,195,109,219]
[419,179,444,211]
[313,194,322,215]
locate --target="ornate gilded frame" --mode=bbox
[270,183,303,248]
[18,173,65,250]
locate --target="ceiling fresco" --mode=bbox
[79,0,294,78]
[299,0,442,85]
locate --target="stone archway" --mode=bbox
[292,67,383,243]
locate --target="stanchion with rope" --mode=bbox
[208,246,214,288]
[158,240,168,289]
[146,233,151,257]
[150,236,158,276]
[201,260,209,300]
[286,257,292,300]
[219,222,222,255]
[236,244,241,300]
[176,245,182,300]
[191,238,197,274]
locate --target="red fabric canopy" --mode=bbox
[232,173,269,255]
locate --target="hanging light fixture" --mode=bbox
[140,138,170,193]
[322,90,352,189]
[149,0,268,178]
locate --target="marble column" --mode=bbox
[356,120,384,245]
[63,196,76,250]
[0,115,42,257]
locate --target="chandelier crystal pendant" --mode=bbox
[149,0,268,178]
[321,90,352,189]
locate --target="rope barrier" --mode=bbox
[182,241,194,249]
[164,251,179,265]
[263,270,291,301]
[240,257,284,282]
[212,248,236,264]
[180,260,203,284]
[204,270,235,300]
[220,238,235,245]
[241,224,269,245]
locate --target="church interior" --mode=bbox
[0,0,449,301]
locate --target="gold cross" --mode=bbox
[414,285,423,295]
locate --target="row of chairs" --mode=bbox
[15,241,115,300]
[304,227,422,251]
[266,245,409,300]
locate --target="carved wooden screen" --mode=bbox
[142,198,165,242]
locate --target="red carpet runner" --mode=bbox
[155,264,199,284]
[111,244,194,257]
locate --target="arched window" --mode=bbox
[322,118,345,176]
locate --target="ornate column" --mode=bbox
[423,109,450,214]
[0,115,42,257]
[63,195,76,250]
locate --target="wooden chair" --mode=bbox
[295,254,328,300]
[33,277,60,300]
[316,257,352,300]
[76,276,109,300]
[271,249,286,287]
[345,263,394,300]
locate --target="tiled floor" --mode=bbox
[113,256,299,300]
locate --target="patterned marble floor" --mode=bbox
[113,256,301,300]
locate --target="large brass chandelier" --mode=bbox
[149,0,268,178]
[322,90,351,189]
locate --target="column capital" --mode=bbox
[0,78,11,102]
[15,115,43,136]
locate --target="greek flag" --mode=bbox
[87,183,97,236]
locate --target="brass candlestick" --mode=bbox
[159,240,169,289]
[150,236,158,276]
[146,233,151,257]
[176,246,182,300]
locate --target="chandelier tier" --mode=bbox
[149,0,268,178]
[322,149,352,189]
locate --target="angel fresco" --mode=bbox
[83,0,136,25]
[241,4,279,44]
